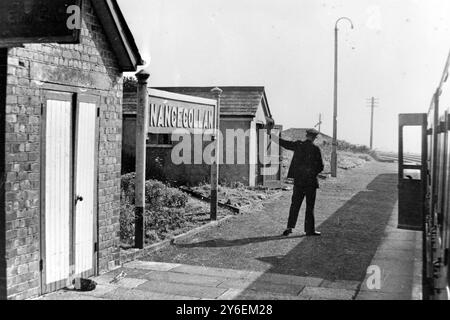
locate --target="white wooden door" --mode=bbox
[42,92,73,292]
[74,100,98,277]
[41,92,99,294]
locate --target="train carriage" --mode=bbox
[399,51,450,300]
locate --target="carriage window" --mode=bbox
[402,126,423,166]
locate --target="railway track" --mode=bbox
[376,152,421,164]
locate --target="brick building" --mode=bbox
[0,0,143,299]
[123,87,282,187]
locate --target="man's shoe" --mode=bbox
[306,231,321,237]
[283,229,293,236]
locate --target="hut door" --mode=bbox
[41,92,74,293]
[74,97,99,278]
[41,92,99,294]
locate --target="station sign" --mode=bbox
[148,89,217,134]
[0,0,81,47]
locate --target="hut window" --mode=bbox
[148,134,173,147]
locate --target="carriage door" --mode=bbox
[398,113,428,231]
[41,91,98,294]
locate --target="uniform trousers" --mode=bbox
[287,185,317,234]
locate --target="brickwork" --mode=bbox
[1,0,125,300]
[0,48,8,300]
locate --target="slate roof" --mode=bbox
[152,87,271,117]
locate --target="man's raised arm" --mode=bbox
[279,138,298,151]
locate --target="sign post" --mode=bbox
[141,87,218,233]
[135,70,150,249]
[210,88,223,221]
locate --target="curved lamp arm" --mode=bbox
[335,17,354,30]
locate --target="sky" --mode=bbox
[118,0,450,153]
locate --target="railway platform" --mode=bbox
[356,205,423,300]
[37,162,424,300]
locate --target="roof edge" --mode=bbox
[92,0,144,72]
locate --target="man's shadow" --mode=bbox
[175,173,398,283]
[174,234,306,248]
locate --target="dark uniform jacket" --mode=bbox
[280,139,324,189]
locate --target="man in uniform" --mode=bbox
[279,129,324,237]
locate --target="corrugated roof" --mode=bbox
[153,87,269,117]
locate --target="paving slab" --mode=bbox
[136,280,228,299]
[383,231,418,240]
[255,273,323,287]
[93,269,152,285]
[373,249,419,262]
[112,278,148,289]
[40,291,108,300]
[234,291,311,301]
[80,284,117,298]
[356,291,412,300]
[142,271,223,287]
[215,288,310,301]
[218,279,304,296]
[216,289,247,300]
[376,240,418,253]
[299,287,355,300]
[102,287,200,300]
[320,280,361,291]
[170,264,253,280]
[124,261,181,271]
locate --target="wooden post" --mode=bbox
[135,70,150,249]
[210,87,222,221]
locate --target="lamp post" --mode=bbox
[331,17,354,178]
[135,70,150,249]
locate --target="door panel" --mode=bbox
[43,96,73,290]
[74,102,97,277]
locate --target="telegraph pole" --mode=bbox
[315,113,323,133]
[367,97,379,150]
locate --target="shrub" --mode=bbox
[121,173,189,208]
[120,206,191,245]
[145,208,190,240]
[145,179,189,209]
[120,174,190,245]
